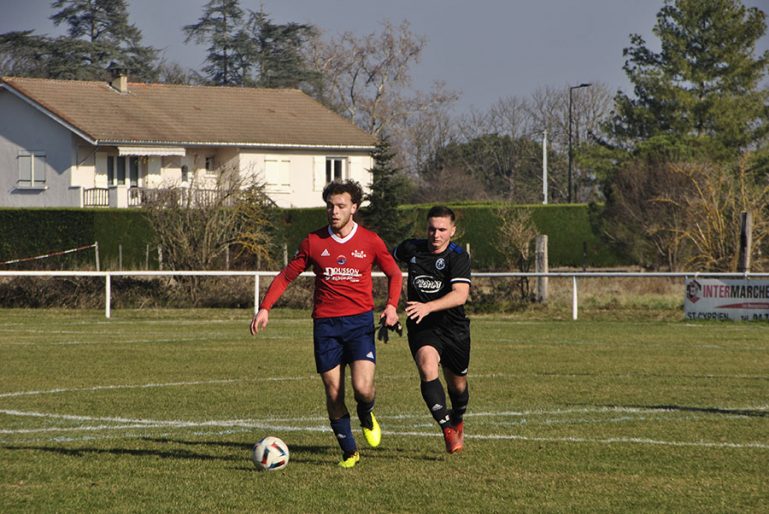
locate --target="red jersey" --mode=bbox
[260,223,402,318]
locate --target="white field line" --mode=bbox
[4,375,769,400]
[1,409,767,450]
[2,407,768,450]
[0,377,314,399]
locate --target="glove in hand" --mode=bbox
[377,318,403,343]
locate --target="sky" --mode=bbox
[1,0,767,115]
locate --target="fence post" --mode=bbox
[535,235,548,303]
[105,273,111,319]
[738,211,753,273]
[254,273,260,314]
[572,275,578,320]
[145,244,150,270]
[283,243,288,266]
[94,241,100,271]
[157,245,163,271]
[118,244,123,271]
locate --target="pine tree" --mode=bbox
[1,0,158,81]
[609,0,769,159]
[50,0,158,81]
[362,137,412,247]
[183,0,249,85]
[245,10,318,88]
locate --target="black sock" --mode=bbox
[356,399,375,429]
[329,414,357,454]
[448,386,469,424]
[420,378,450,428]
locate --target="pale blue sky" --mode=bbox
[1,0,767,114]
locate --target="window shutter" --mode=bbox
[313,156,325,192]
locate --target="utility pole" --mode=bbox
[568,83,591,203]
[542,129,548,204]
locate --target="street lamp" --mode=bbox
[568,83,591,203]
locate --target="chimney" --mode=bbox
[107,61,129,94]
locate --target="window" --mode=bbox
[106,156,140,186]
[205,156,216,175]
[107,156,115,184]
[265,158,290,191]
[116,156,126,185]
[129,156,139,187]
[181,165,189,183]
[17,151,47,188]
[325,157,344,183]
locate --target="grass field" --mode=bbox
[1,308,768,513]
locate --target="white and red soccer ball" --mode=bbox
[252,436,289,471]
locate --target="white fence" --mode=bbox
[2,270,769,320]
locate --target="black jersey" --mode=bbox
[393,239,471,331]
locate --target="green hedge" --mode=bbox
[402,204,625,269]
[0,208,154,269]
[278,203,627,269]
[0,204,627,270]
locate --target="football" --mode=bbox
[252,436,289,471]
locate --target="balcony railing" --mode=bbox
[83,187,109,207]
[82,186,245,208]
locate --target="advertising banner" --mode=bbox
[684,278,769,321]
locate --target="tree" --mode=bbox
[422,133,543,203]
[183,0,248,85]
[0,0,158,81]
[593,0,769,269]
[142,167,276,304]
[245,10,318,88]
[608,0,769,159]
[305,21,458,176]
[362,137,412,247]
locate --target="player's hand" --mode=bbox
[380,304,399,327]
[250,309,269,335]
[405,301,432,324]
[377,317,403,343]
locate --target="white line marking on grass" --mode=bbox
[3,408,769,450]
[0,376,316,398]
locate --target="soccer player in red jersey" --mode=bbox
[250,180,402,468]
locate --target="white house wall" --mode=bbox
[239,150,373,208]
[0,89,80,207]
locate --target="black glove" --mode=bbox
[377,318,403,343]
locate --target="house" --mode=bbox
[0,71,377,208]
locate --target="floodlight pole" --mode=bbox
[568,83,591,203]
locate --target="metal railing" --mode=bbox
[1,270,768,320]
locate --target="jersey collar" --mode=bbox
[328,221,358,244]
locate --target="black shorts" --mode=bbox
[407,321,471,376]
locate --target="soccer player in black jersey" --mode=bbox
[393,205,471,453]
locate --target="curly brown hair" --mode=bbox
[322,180,364,206]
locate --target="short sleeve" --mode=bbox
[450,251,472,284]
[393,239,416,263]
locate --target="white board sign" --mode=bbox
[684,278,769,321]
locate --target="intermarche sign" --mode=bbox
[684,278,769,321]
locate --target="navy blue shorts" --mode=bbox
[313,310,376,373]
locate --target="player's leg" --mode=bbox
[442,331,471,452]
[445,370,469,425]
[314,317,358,466]
[350,359,381,447]
[321,365,359,466]
[344,311,380,447]
[413,344,451,430]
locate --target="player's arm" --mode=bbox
[250,238,310,335]
[375,238,403,326]
[405,282,469,324]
